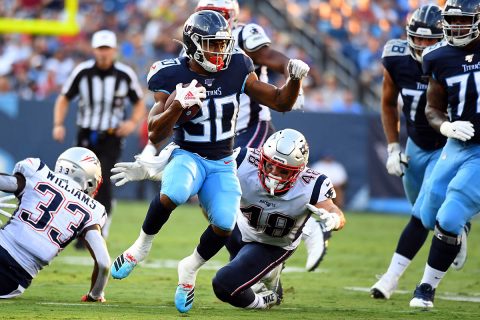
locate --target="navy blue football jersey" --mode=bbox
[423,40,480,144]
[147,51,255,159]
[382,39,446,150]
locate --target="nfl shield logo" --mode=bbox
[205,79,215,87]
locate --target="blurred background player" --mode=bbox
[212,129,346,310]
[371,5,448,300]
[409,0,480,308]
[109,10,309,313]
[52,30,147,243]
[0,147,110,302]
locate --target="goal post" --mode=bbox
[0,0,79,35]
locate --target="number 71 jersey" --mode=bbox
[236,148,335,250]
[0,158,106,277]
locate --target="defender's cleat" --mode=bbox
[370,274,398,299]
[258,290,280,308]
[305,224,329,272]
[410,283,435,308]
[111,252,137,279]
[175,284,195,313]
[451,222,471,270]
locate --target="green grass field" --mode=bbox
[1,201,479,319]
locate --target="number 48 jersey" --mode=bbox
[236,148,335,250]
[0,158,106,278]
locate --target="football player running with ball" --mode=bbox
[110,10,309,313]
[110,129,345,310]
[0,148,110,302]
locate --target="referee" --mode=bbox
[52,30,146,241]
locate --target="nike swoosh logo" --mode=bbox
[224,160,233,165]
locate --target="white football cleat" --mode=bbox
[370,274,398,299]
[451,222,471,270]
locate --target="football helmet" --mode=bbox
[406,5,443,62]
[183,10,235,73]
[442,0,480,47]
[259,129,309,195]
[55,147,102,197]
[196,0,239,29]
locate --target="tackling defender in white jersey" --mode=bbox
[0,147,110,302]
[110,129,346,309]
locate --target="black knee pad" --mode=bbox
[434,222,461,245]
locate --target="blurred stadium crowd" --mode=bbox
[0,0,443,112]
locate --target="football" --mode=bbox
[165,82,204,125]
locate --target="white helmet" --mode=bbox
[259,129,309,195]
[55,147,102,197]
[196,0,240,29]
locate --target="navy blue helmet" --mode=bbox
[442,0,480,46]
[406,5,443,62]
[182,10,234,72]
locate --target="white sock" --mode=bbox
[420,264,446,289]
[101,215,113,239]
[385,253,411,279]
[178,248,206,284]
[127,229,155,262]
[246,294,267,309]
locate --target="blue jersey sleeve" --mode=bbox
[147,58,183,94]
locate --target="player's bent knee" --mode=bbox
[212,274,232,302]
[161,188,190,206]
[434,223,461,245]
[212,225,232,237]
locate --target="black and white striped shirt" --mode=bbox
[61,60,143,131]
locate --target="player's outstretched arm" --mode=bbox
[82,225,110,303]
[307,199,346,232]
[380,68,408,177]
[244,59,309,112]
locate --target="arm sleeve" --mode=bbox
[61,63,87,100]
[0,174,21,193]
[124,66,143,104]
[84,228,110,300]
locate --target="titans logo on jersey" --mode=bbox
[423,40,480,144]
[382,39,446,150]
[147,53,254,159]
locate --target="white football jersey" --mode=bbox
[0,158,106,277]
[236,148,335,250]
[232,23,272,131]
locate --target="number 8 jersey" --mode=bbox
[0,158,106,278]
[236,148,335,250]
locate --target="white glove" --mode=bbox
[291,88,304,110]
[386,142,408,177]
[306,204,341,232]
[136,142,179,180]
[174,79,206,109]
[0,194,16,219]
[440,121,475,141]
[111,143,179,186]
[111,161,149,187]
[287,59,310,81]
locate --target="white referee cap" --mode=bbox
[91,30,117,48]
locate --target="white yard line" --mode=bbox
[344,286,480,303]
[56,256,325,273]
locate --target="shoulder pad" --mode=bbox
[382,39,410,58]
[147,58,181,83]
[241,23,271,52]
[13,158,43,178]
[422,40,447,57]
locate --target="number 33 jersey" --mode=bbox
[236,148,335,250]
[0,158,106,277]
